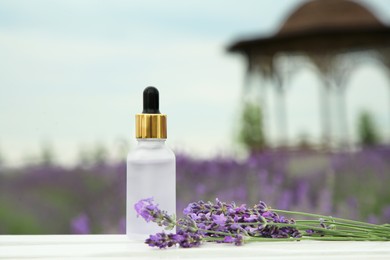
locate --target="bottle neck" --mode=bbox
[136,138,166,148]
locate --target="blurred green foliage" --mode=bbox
[357,110,381,146]
[238,101,266,152]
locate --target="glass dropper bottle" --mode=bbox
[126,86,176,239]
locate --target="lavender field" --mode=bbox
[0,146,389,234]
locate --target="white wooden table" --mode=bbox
[1,235,390,259]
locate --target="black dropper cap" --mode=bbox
[142,86,160,114]
[136,86,166,138]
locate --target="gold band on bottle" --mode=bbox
[135,114,167,139]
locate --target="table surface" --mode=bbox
[1,235,390,259]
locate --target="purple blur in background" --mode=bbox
[0,146,389,234]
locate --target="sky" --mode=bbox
[1,0,390,166]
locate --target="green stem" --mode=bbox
[273,209,390,231]
[300,236,388,241]
[269,223,373,238]
[197,228,232,237]
[227,221,389,239]
[225,221,385,236]
[246,237,300,242]
[295,220,390,238]
[199,220,389,239]
[247,236,389,242]
[203,237,225,242]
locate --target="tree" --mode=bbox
[0,146,4,168]
[40,142,56,166]
[238,101,266,152]
[357,110,380,147]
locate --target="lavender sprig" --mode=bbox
[134,198,390,249]
[134,197,176,230]
[145,230,203,249]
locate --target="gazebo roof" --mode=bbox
[228,0,390,55]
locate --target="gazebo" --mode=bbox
[228,0,390,148]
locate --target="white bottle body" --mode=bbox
[126,139,176,240]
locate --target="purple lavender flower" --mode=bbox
[176,230,203,248]
[177,216,198,232]
[243,214,258,222]
[255,201,268,212]
[134,198,176,230]
[183,202,201,215]
[382,206,390,222]
[145,232,176,249]
[220,234,244,246]
[140,196,390,249]
[134,197,158,222]
[189,213,201,221]
[145,230,203,249]
[306,229,315,235]
[234,234,244,246]
[223,236,234,243]
[183,204,193,215]
[70,213,90,234]
[180,199,301,241]
[212,213,227,225]
[262,211,273,218]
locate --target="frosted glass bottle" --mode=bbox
[126,139,176,239]
[126,86,176,240]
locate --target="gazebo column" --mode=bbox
[377,48,390,142]
[311,53,353,148]
[384,69,390,143]
[311,54,335,148]
[332,54,355,149]
[319,78,333,147]
[255,55,276,147]
[387,64,390,143]
[335,85,349,148]
[257,73,270,145]
[272,54,300,148]
[274,75,288,147]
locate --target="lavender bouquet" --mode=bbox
[135,198,390,249]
